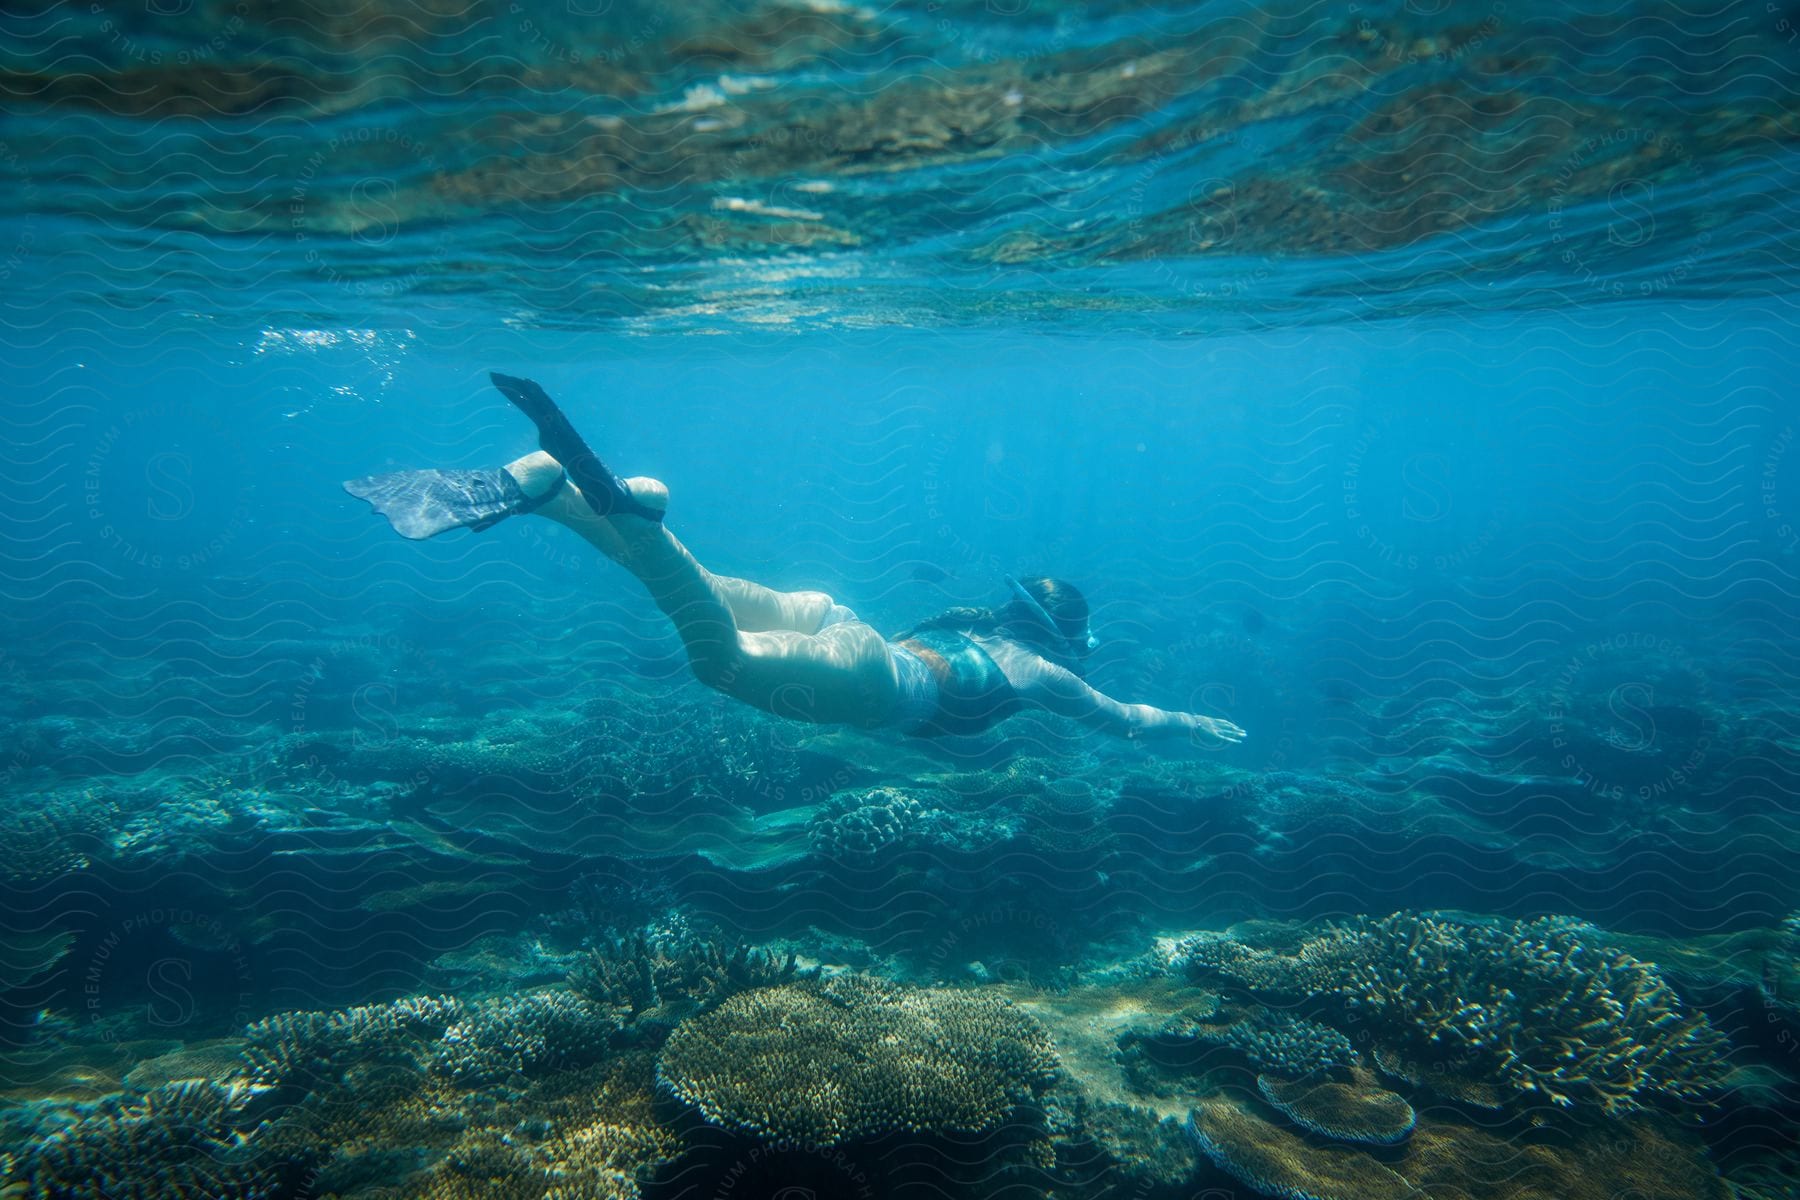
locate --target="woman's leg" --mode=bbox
[514,453,900,727]
[709,575,840,634]
[509,452,836,633]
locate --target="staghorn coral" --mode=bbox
[1163,1008,1360,1079]
[15,1078,296,1199]
[656,974,1059,1144]
[270,1046,677,1200]
[368,1054,678,1200]
[243,993,465,1090]
[1174,934,1312,994]
[1256,1074,1416,1145]
[1181,912,1729,1115]
[244,988,618,1090]
[0,788,118,884]
[236,991,677,1199]
[568,929,806,1028]
[433,991,619,1085]
[123,1039,252,1091]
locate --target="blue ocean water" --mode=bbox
[4,0,1800,1196]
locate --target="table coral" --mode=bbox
[656,974,1059,1144]
[1186,1093,1420,1200]
[1255,1074,1416,1145]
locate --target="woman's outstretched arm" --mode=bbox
[998,649,1247,746]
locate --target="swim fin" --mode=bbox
[488,372,665,523]
[343,466,558,539]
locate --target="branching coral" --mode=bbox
[243,994,465,1090]
[1162,1008,1360,1078]
[568,930,806,1026]
[245,987,621,1091]
[16,1079,295,1199]
[1174,935,1312,994]
[238,990,679,1197]
[1,788,118,884]
[656,974,1059,1144]
[434,991,619,1084]
[1180,913,1729,1115]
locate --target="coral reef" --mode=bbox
[568,929,806,1031]
[84,988,682,1200]
[434,990,619,1085]
[123,1039,251,1091]
[1370,1044,1508,1110]
[1188,1088,1726,1200]
[807,786,936,860]
[1180,912,1729,1114]
[1256,1074,1416,1145]
[656,974,1059,1144]
[243,986,621,1092]
[1187,1093,1416,1200]
[559,695,809,812]
[1162,1008,1361,1079]
[0,788,118,885]
[15,1079,293,1199]
[243,993,466,1091]
[805,784,1013,861]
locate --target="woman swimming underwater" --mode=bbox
[344,374,1248,747]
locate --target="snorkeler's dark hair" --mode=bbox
[898,576,1092,672]
[1014,576,1091,647]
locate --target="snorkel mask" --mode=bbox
[1005,575,1099,655]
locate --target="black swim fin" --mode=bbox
[343,467,556,539]
[488,372,665,523]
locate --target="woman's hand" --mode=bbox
[1185,713,1248,745]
